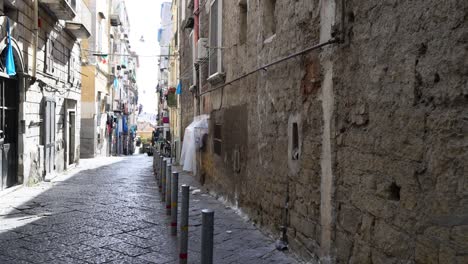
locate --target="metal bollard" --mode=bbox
[152,149,155,173]
[161,160,167,201]
[153,148,159,174]
[179,185,190,264]
[201,209,214,264]
[156,154,161,184]
[165,164,172,215]
[159,156,163,191]
[153,153,159,177]
[170,171,179,236]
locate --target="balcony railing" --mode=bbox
[40,0,91,39]
[65,0,91,39]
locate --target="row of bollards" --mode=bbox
[153,151,214,264]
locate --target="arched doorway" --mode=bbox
[0,37,23,190]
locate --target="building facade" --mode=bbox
[156,1,173,147]
[80,0,112,158]
[0,0,90,191]
[175,0,468,263]
[108,0,138,156]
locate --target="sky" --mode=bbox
[125,0,163,115]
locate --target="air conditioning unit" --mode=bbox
[197,38,208,62]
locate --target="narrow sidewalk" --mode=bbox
[158,161,300,264]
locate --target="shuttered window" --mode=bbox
[213,123,222,155]
[44,35,54,74]
[209,0,222,77]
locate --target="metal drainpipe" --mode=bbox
[194,0,200,116]
[194,0,199,41]
[31,0,38,84]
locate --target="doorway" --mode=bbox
[0,77,19,190]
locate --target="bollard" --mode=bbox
[165,164,172,215]
[153,154,159,178]
[156,154,160,184]
[201,209,214,264]
[170,171,179,236]
[153,150,156,170]
[153,148,159,174]
[159,156,163,191]
[179,185,190,264]
[161,160,167,201]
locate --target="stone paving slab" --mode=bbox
[0,155,300,263]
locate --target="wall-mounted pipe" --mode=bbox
[31,0,38,84]
[194,0,199,42]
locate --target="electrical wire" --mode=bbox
[199,38,339,96]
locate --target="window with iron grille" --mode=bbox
[213,123,222,155]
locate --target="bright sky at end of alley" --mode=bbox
[125,0,164,114]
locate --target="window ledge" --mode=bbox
[207,72,225,85]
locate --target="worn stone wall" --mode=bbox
[198,0,325,260]
[179,3,195,137]
[2,1,82,185]
[332,1,468,263]
[181,0,468,263]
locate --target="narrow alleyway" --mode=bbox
[0,155,298,264]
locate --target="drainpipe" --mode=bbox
[31,0,38,84]
[194,0,200,116]
[194,0,199,41]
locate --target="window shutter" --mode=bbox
[209,0,218,76]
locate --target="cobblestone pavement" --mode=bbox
[0,155,299,263]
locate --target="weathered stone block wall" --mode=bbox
[2,1,82,184]
[179,6,194,135]
[199,0,325,260]
[333,1,468,263]
[185,0,467,262]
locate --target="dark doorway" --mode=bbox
[68,111,75,165]
[0,77,19,190]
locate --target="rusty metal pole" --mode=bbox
[179,185,190,264]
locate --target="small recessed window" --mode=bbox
[292,122,299,160]
[263,0,276,38]
[239,1,247,44]
[213,124,222,155]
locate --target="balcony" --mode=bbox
[64,0,91,39]
[39,0,76,20]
